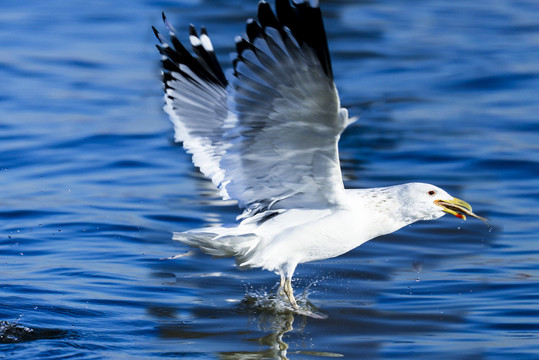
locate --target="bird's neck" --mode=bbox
[345,186,417,236]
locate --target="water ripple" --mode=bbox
[1,0,538,358]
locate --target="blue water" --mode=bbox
[1,0,538,358]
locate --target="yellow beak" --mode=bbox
[434,197,487,222]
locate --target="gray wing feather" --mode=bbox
[154,0,353,218]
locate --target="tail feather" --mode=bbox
[172,230,260,262]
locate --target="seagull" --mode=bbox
[153,0,485,309]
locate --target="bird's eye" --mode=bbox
[428,190,436,196]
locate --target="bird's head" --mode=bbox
[398,183,486,222]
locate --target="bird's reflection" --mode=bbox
[151,274,341,359]
[219,309,295,360]
[258,313,294,358]
[217,290,339,360]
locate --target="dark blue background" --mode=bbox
[1,0,538,358]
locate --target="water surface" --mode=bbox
[1,0,538,359]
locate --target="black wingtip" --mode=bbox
[154,13,228,89]
[275,0,333,81]
[152,25,160,38]
[246,18,263,42]
[234,0,333,82]
[257,0,280,29]
[235,38,252,58]
[189,24,197,36]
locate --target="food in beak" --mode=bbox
[434,197,488,223]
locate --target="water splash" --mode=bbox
[0,321,67,343]
[241,284,327,319]
[0,321,35,343]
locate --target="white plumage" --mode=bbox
[153,0,484,309]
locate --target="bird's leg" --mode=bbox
[279,274,286,297]
[283,277,298,309]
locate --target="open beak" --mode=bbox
[434,197,487,222]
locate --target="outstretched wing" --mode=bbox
[154,0,353,218]
[224,0,352,216]
[153,16,231,199]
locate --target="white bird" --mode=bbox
[153,0,485,309]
